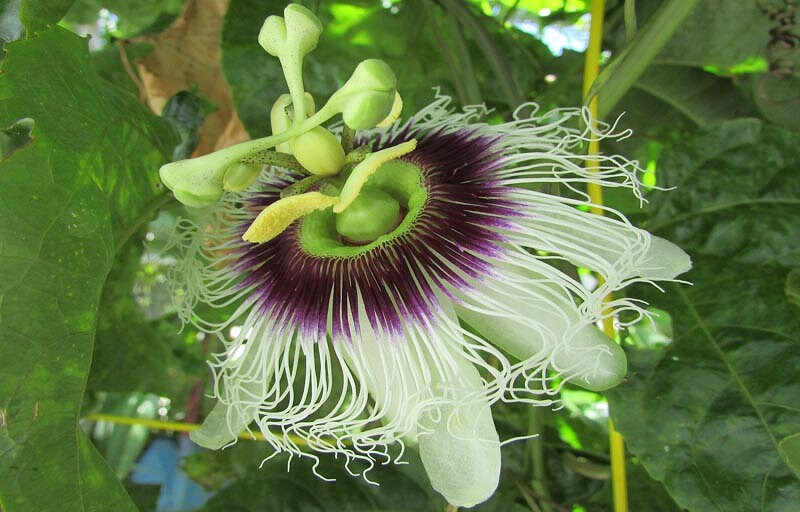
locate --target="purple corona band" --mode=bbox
[231,127,524,342]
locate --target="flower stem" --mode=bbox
[583,2,629,512]
[83,413,312,445]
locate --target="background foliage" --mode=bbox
[1,0,798,511]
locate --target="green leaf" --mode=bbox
[64,0,184,38]
[748,73,800,132]
[609,267,800,511]
[592,0,702,117]
[646,119,800,267]
[18,0,75,33]
[655,0,772,70]
[0,26,176,511]
[787,269,800,309]
[607,120,800,511]
[624,64,755,126]
[779,433,800,479]
[605,64,756,158]
[192,448,438,512]
[437,0,524,108]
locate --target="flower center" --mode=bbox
[298,159,427,257]
[335,187,401,244]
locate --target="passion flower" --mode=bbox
[159,4,691,508]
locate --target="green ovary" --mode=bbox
[299,159,427,257]
[335,187,400,243]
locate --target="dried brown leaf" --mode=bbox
[134,0,249,154]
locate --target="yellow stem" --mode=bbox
[582,2,629,512]
[84,413,308,446]
[583,0,606,216]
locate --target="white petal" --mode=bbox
[640,235,692,280]
[418,397,501,508]
[457,261,626,391]
[190,400,255,449]
[340,299,501,506]
[191,320,275,449]
[508,191,691,284]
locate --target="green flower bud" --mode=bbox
[342,91,396,130]
[291,126,345,176]
[326,59,398,130]
[284,4,323,56]
[160,152,232,208]
[345,59,397,92]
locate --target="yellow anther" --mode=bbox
[333,139,417,213]
[243,191,339,244]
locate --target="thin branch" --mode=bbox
[512,475,571,512]
[118,40,147,104]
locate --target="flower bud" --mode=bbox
[291,126,345,176]
[258,15,287,56]
[346,59,397,92]
[160,153,231,208]
[342,91,396,131]
[258,5,322,58]
[327,59,398,130]
[284,4,323,56]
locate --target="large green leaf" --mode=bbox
[18,0,75,33]
[655,0,772,70]
[0,27,176,511]
[607,119,800,511]
[623,64,755,126]
[605,64,755,158]
[646,119,800,267]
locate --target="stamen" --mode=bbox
[243,191,338,243]
[333,139,417,213]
